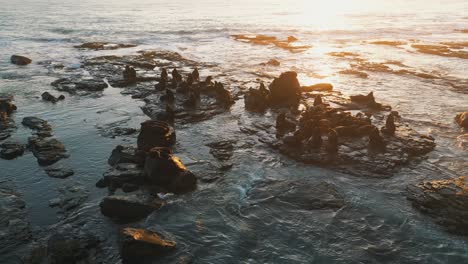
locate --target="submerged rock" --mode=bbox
[206,140,235,161]
[120,227,176,263]
[46,232,100,264]
[100,194,164,221]
[10,55,32,65]
[0,141,24,160]
[49,185,88,216]
[246,180,345,210]
[137,120,176,151]
[44,164,74,178]
[455,112,468,129]
[22,116,53,137]
[407,176,468,235]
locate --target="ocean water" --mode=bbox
[0,0,467,263]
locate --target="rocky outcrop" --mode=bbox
[100,194,164,221]
[10,55,32,65]
[455,112,468,129]
[108,145,145,166]
[269,71,301,106]
[22,116,53,137]
[143,147,197,194]
[407,176,468,235]
[137,120,176,151]
[44,164,75,178]
[120,227,176,263]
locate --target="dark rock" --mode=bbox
[10,55,32,65]
[455,112,468,129]
[0,141,24,160]
[28,136,68,166]
[276,113,296,132]
[100,194,164,221]
[41,92,65,103]
[137,120,176,151]
[307,126,322,148]
[108,145,145,166]
[314,94,323,106]
[0,96,17,118]
[192,68,199,81]
[44,164,74,178]
[269,71,301,106]
[214,82,234,107]
[350,91,383,109]
[122,183,139,193]
[368,126,386,150]
[47,232,99,264]
[144,147,197,194]
[407,176,468,235]
[326,129,339,153]
[120,227,176,263]
[22,116,52,136]
[381,114,396,135]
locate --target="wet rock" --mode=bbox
[41,91,65,103]
[44,164,74,178]
[137,120,176,151]
[206,140,235,161]
[22,116,53,137]
[144,147,197,194]
[0,141,24,160]
[245,83,270,112]
[246,180,344,210]
[301,83,333,92]
[74,42,137,50]
[28,136,68,166]
[120,227,176,263]
[100,194,164,221]
[0,182,31,258]
[108,145,145,166]
[122,183,139,193]
[10,55,32,65]
[455,112,468,129]
[269,71,301,106]
[276,112,296,133]
[407,176,468,235]
[97,165,145,191]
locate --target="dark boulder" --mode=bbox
[144,147,197,193]
[108,145,145,166]
[100,195,164,221]
[41,92,65,103]
[245,85,269,112]
[120,227,176,263]
[137,120,176,151]
[10,55,32,65]
[269,71,301,106]
[0,96,17,118]
[22,116,52,137]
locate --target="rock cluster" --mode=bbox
[407,176,468,235]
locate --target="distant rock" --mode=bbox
[120,227,176,263]
[301,83,333,92]
[455,112,468,129]
[10,55,32,65]
[41,92,65,103]
[22,116,52,137]
[260,59,280,66]
[407,176,468,235]
[44,164,74,178]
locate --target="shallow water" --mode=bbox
[1,0,468,263]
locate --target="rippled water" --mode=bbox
[1,0,467,263]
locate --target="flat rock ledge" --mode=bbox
[407,176,468,235]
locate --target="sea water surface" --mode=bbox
[1,0,467,263]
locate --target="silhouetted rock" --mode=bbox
[381,114,396,135]
[10,55,32,65]
[301,83,333,92]
[120,227,176,263]
[108,145,145,166]
[269,71,301,106]
[137,120,176,151]
[350,91,383,109]
[245,83,269,112]
[41,92,65,103]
